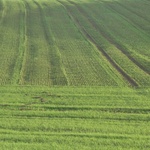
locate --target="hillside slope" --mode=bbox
[0,0,149,86]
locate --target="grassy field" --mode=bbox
[0,0,149,86]
[0,86,150,149]
[0,0,150,149]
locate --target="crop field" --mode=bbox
[0,0,150,86]
[0,0,150,149]
[0,86,150,149]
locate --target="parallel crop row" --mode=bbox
[0,0,21,85]
[45,0,127,86]
[0,0,149,86]
[64,0,150,86]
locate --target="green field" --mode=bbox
[0,86,150,149]
[0,0,150,149]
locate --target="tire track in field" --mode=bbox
[67,1,150,75]
[19,0,28,84]
[11,0,28,84]
[57,0,138,87]
[33,0,68,85]
[11,1,27,84]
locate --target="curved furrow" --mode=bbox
[57,0,138,87]
[68,0,150,76]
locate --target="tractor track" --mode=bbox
[67,0,150,75]
[57,0,138,87]
[116,2,150,23]
[33,0,69,86]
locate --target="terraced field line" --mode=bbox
[68,0,150,75]
[33,0,69,85]
[19,0,28,84]
[58,0,138,87]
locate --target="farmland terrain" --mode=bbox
[0,0,149,86]
[0,0,150,149]
[0,86,150,149]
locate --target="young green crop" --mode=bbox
[0,86,150,149]
[0,0,150,149]
[1,0,149,86]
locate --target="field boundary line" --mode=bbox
[58,0,138,87]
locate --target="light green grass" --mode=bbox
[0,86,150,149]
